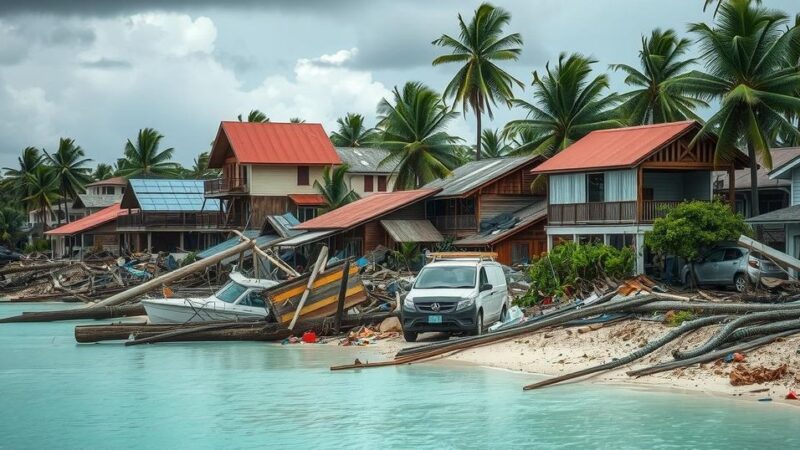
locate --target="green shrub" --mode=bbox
[521,242,635,306]
[666,310,695,327]
[23,238,50,254]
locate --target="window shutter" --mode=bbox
[364,175,374,192]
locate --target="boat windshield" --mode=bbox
[215,282,248,304]
[414,266,476,289]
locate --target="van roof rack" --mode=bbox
[427,252,497,262]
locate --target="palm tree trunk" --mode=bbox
[475,108,482,161]
[63,194,70,224]
[747,142,759,218]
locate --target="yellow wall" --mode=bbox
[347,173,396,196]
[248,165,326,196]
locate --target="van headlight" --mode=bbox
[456,294,477,311]
[403,295,415,312]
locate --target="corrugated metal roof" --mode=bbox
[746,204,800,224]
[768,147,800,180]
[380,220,443,243]
[294,189,439,230]
[533,121,698,174]
[262,213,303,238]
[288,194,326,206]
[424,156,539,198]
[86,176,127,187]
[335,147,395,174]
[74,194,122,209]
[122,179,220,212]
[45,203,122,236]
[454,200,547,246]
[715,147,800,191]
[197,231,278,259]
[210,122,341,167]
[277,230,336,247]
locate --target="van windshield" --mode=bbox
[414,266,476,289]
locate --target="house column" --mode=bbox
[635,233,645,275]
[80,233,85,261]
[179,233,185,251]
[147,232,152,251]
[547,234,554,251]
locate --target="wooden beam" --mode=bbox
[636,166,643,223]
[738,235,800,272]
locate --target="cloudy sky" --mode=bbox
[0,0,797,170]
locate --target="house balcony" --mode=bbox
[204,177,249,197]
[548,200,688,226]
[431,215,477,233]
[117,211,241,230]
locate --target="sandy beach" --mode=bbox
[357,319,800,405]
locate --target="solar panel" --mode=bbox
[129,179,218,211]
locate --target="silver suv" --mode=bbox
[681,246,787,292]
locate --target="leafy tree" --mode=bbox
[289,117,306,123]
[44,138,92,224]
[92,163,114,181]
[0,207,25,247]
[479,128,511,158]
[118,128,179,178]
[645,200,751,261]
[313,164,359,212]
[2,147,43,208]
[432,2,523,160]
[24,166,61,227]
[375,82,463,189]
[329,113,379,147]
[670,0,800,217]
[237,109,269,123]
[704,0,760,15]
[505,53,623,158]
[188,151,219,179]
[611,28,707,124]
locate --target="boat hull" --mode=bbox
[141,299,267,324]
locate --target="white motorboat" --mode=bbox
[141,272,279,324]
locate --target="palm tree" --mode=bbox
[289,117,306,123]
[313,165,359,212]
[670,0,800,217]
[24,166,60,228]
[479,129,511,158]
[0,206,24,247]
[118,128,179,178]
[505,53,623,158]
[44,138,92,224]
[432,2,523,160]
[189,151,219,179]
[375,82,463,190]
[237,110,269,123]
[2,147,43,205]
[329,113,379,147]
[611,29,708,125]
[92,163,114,181]
[704,0,760,15]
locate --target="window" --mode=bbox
[414,266,477,289]
[723,248,743,261]
[101,186,115,195]
[297,207,318,222]
[586,173,604,202]
[364,175,374,192]
[609,234,635,250]
[215,282,247,303]
[297,166,310,185]
[377,175,388,192]
[704,250,725,263]
[479,268,489,287]
[511,242,530,265]
[238,291,266,308]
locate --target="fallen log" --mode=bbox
[125,322,265,346]
[0,303,145,323]
[627,330,800,377]
[629,301,800,314]
[75,323,193,342]
[0,260,71,276]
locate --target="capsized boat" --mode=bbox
[141,272,279,324]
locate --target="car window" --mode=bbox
[704,250,724,263]
[723,249,742,261]
[414,266,476,289]
[238,291,266,308]
[479,268,489,286]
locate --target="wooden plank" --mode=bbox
[738,235,800,272]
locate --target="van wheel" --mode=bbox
[403,331,418,343]
[470,311,483,336]
[500,305,508,322]
[734,273,748,293]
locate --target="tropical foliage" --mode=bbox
[479,128,511,158]
[2,147,43,210]
[375,82,463,189]
[329,113,379,147]
[118,128,179,178]
[238,109,269,123]
[186,151,219,179]
[92,163,115,181]
[433,2,523,160]
[44,138,92,224]
[24,166,61,226]
[612,28,707,124]
[313,164,359,212]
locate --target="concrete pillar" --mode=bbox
[147,232,152,252]
[635,233,646,275]
[179,233,185,251]
[80,234,85,261]
[546,234,554,251]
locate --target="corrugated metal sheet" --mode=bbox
[479,195,540,221]
[454,200,547,246]
[380,220,443,243]
[196,232,278,259]
[210,122,341,167]
[122,179,220,212]
[288,194,326,206]
[262,213,303,238]
[335,147,396,174]
[533,121,697,174]
[45,203,122,236]
[277,230,336,247]
[424,155,540,198]
[74,194,122,209]
[86,176,127,187]
[294,189,439,230]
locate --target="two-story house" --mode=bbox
[747,148,800,261]
[335,147,396,196]
[205,122,343,228]
[532,121,749,274]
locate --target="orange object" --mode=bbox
[302,331,317,344]
[733,352,746,362]
[162,286,174,298]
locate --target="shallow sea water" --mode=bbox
[1,302,799,449]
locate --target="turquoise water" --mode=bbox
[1,303,799,449]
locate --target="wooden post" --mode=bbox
[288,246,328,330]
[637,167,644,222]
[334,259,351,334]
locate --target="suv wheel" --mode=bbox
[500,305,508,322]
[734,273,748,293]
[470,310,483,336]
[683,272,692,287]
[403,331,418,342]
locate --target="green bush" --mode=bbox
[645,200,751,261]
[23,238,50,254]
[521,242,635,306]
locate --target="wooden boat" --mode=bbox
[266,262,367,325]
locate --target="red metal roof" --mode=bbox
[532,121,698,174]
[86,176,127,187]
[209,122,341,167]
[289,194,326,206]
[44,203,122,236]
[295,189,439,230]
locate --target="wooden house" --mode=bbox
[45,203,123,258]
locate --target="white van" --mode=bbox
[400,257,510,342]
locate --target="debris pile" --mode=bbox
[730,364,790,386]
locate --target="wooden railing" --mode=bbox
[431,215,477,232]
[204,177,248,196]
[117,212,233,229]
[641,200,681,222]
[548,200,690,225]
